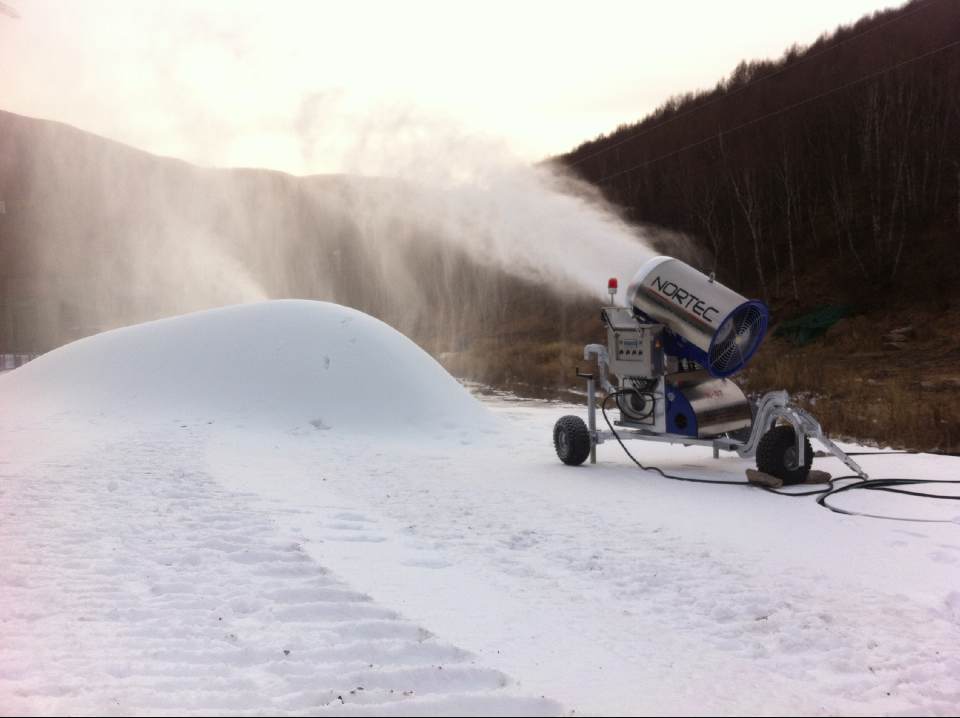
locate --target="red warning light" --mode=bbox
[608,278,618,290]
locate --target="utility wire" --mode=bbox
[594,37,960,185]
[567,0,945,169]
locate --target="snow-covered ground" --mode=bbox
[2,301,959,716]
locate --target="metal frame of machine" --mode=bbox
[578,343,866,477]
[555,256,867,482]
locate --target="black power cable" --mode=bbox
[600,392,751,486]
[816,479,960,524]
[599,390,960,523]
[839,451,916,456]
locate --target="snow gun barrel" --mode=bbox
[626,256,769,377]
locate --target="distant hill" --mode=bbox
[560,0,960,314]
[0,110,593,370]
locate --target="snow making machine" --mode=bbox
[553,256,867,484]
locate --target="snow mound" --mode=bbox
[1,300,495,434]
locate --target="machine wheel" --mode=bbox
[756,425,813,485]
[553,415,592,466]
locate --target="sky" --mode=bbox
[0,0,901,175]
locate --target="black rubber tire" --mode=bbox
[553,415,592,466]
[756,425,813,485]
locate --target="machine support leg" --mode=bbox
[587,377,597,464]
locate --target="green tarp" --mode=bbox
[772,305,853,346]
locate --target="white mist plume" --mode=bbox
[2,102,702,356]
[300,102,661,301]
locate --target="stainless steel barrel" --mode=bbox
[626,256,769,377]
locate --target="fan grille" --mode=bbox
[708,303,767,376]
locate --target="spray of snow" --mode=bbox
[311,105,662,301]
[5,104,699,355]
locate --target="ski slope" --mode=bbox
[1,301,959,716]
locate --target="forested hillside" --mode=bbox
[561,0,960,310]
